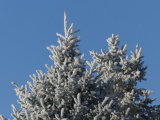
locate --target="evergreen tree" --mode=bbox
[1,11,160,120]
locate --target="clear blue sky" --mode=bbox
[0,1,160,119]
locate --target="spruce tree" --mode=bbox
[1,11,160,120]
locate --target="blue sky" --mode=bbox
[0,0,160,119]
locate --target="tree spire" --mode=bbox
[64,10,67,37]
